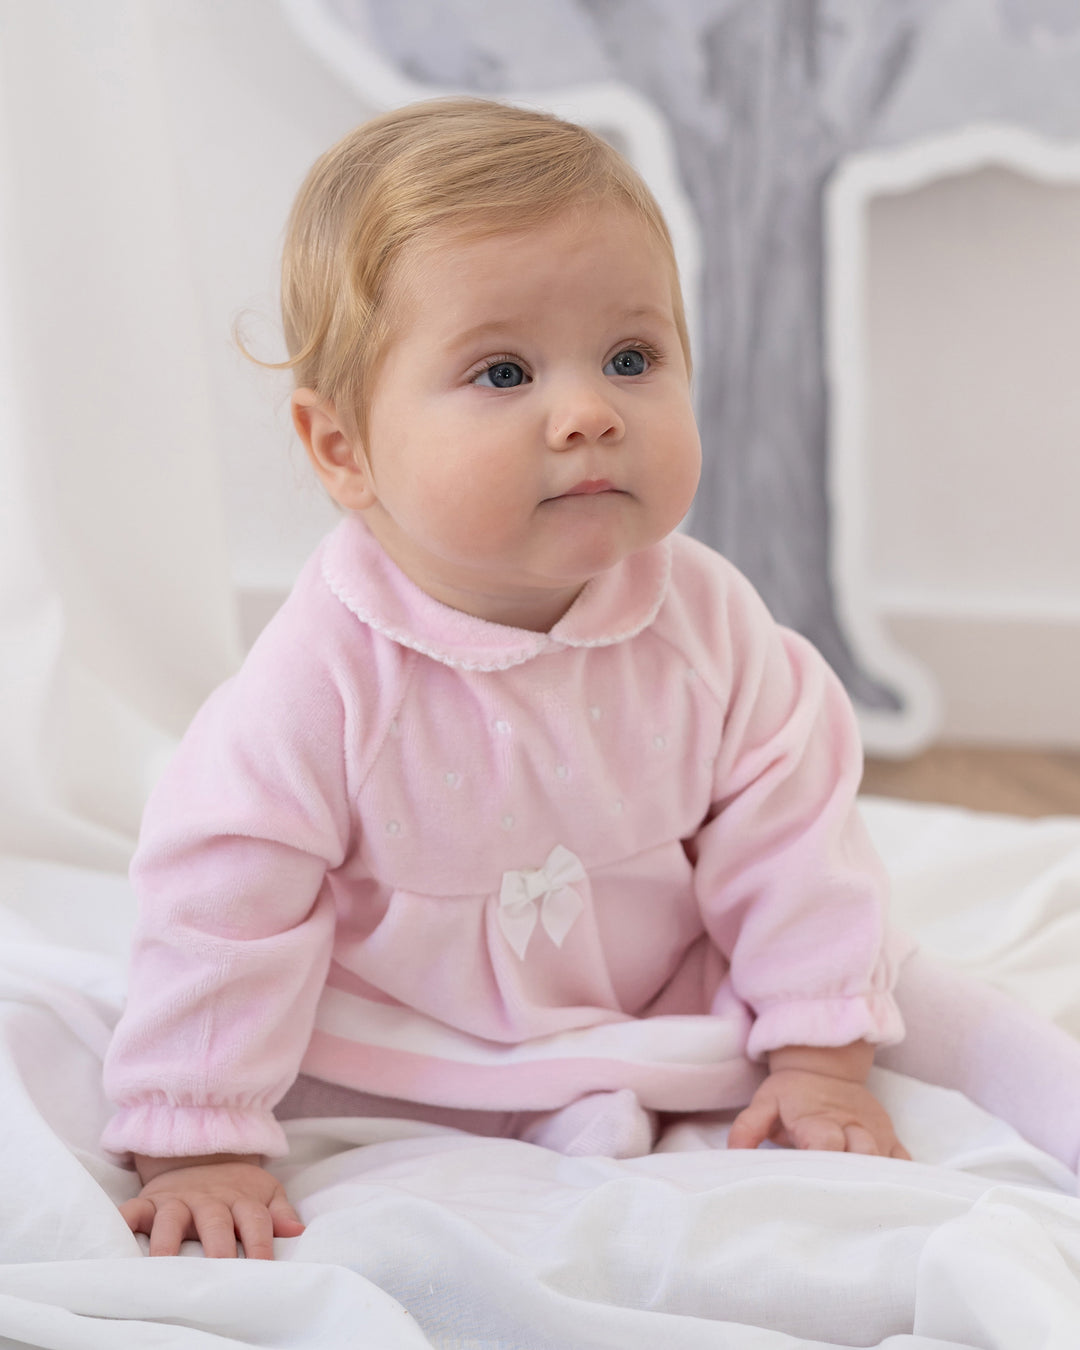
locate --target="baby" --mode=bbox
[104,97,1080,1260]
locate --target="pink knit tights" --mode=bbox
[881,947,1080,1173]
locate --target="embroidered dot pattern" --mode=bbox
[380,694,658,848]
[378,676,680,851]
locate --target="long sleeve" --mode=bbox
[685,561,907,1061]
[102,599,355,1162]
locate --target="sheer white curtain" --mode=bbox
[0,1,244,871]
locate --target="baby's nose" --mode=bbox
[546,380,625,449]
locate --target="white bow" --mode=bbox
[498,845,586,959]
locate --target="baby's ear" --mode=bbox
[292,389,376,510]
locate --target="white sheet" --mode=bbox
[5,795,1080,1348]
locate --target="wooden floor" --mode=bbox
[861,745,1080,818]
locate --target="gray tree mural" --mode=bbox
[299,0,1080,714]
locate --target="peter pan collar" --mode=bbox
[320,515,671,672]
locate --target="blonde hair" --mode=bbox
[264,97,691,440]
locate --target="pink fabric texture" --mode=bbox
[102,517,908,1161]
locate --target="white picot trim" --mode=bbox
[323,570,547,672]
[554,541,672,650]
[318,517,672,671]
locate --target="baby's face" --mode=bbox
[353,206,701,631]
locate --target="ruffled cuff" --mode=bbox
[745,990,905,1063]
[101,1101,289,1167]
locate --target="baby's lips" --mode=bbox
[551,478,620,498]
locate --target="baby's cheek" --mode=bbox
[423,469,529,543]
[654,427,701,527]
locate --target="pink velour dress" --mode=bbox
[102,517,909,1161]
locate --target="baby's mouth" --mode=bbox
[550,478,619,499]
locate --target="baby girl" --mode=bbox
[103,97,1080,1259]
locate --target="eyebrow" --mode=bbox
[617,304,674,326]
[442,304,676,355]
[441,321,522,355]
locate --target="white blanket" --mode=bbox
[5,795,1080,1348]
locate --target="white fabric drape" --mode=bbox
[0,0,245,870]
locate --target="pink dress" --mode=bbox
[102,517,909,1161]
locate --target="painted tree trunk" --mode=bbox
[596,0,929,708]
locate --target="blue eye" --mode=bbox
[475,361,527,388]
[605,348,648,377]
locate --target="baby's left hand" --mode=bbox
[728,1068,910,1159]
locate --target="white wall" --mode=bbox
[864,165,1080,746]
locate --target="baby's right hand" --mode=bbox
[120,1156,305,1258]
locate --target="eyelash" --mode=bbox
[467,341,665,386]
[611,341,664,372]
[630,340,663,362]
[469,354,527,383]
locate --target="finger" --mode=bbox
[118,1197,156,1236]
[269,1193,306,1239]
[842,1123,880,1156]
[148,1200,193,1258]
[728,1097,778,1150]
[192,1201,240,1259]
[233,1199,275,1261]
[890,1139,912,1161]
[790,1116,846,1152]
